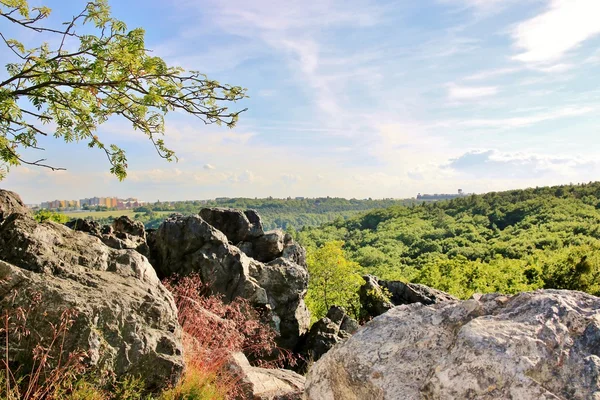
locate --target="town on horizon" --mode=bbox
[32,189,470,211]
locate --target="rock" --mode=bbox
[199,207,264,244]
[283,233,293,245]
[253,257,311,349]
[66,216,149,257]
[381,279,457,306]
[253,230,285,262]
[112,215,146,238]
[244,209,263,233]
[226,352,304,400]
[297,306,358,372]
[106,216,149,257]
[149,214,309,349]
[359,275,456,319]
[305,290,600,400]
[282,243,307,268]
[358,275,394,318]
[0,190,184,391]
[237,241,254,259]
[0,189,30,222]
[65,218,102,236]
[101,224,113,235]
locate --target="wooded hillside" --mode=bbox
[297,182,600,298]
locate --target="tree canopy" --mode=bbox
[298,182,600,299]
[304,241,364,322]
[0,0,247,180]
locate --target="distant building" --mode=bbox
[417,189,468,201]
[39,196,144,210]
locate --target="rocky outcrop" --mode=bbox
[199,208,304,266]
[112,215,146,238]
[297,306,359,372]
[65,217,102,236]
[282,243,307,268]
[0,190,184,391]
[149,214,310,349]
[252,230,286,262]
[199,207,264,244]
[358,275,394,318]
[67,216,149,257]
[0,189,30,221]
[381,279,457,306]
[305,290,600,400]
[226,352,304,400]
[104,216,149,257]
[359,274,457,318]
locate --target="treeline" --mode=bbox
[133,197,419,230]
[297,182,600,299]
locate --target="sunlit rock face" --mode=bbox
[149,211,310,350]
[306,290,600,400]
[0,189,184,391]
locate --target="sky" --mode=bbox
[3,0,600,203]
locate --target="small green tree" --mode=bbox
[0,0,247,180]
[305,241,364,322]
[34,209,69,223]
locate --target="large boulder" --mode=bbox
[359,275,457,319]
[305,290,600,400]
[252,257,311,349]
[226,352,305,400]
[65,218,102,236]
[297,306,359,372]
[67,215,150,257]
[0,189,30,221]
[106,216,149,257]
[112,215,146,238]
[252,230,285,262]
[149,214,309,349]
[358,275,394,318]
[282,243,307,268]
[381,279,457,306]
[199,207,264,244]
[0,190,184,391]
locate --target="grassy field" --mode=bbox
[60,210,172,219]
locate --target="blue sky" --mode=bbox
[3,0,600,203]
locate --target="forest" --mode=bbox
[79,197,420,230]
[296,182,600,299]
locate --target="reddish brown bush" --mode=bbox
[0,288,87,399]
[163,274,294,370]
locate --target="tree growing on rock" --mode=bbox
[305,241,364,322]
[0,0,247,180]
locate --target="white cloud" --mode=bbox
[464,67,522,81]
[454,106,595,129]
[512,0,600,64]
[203,164,216,170]
[432,106,599,129]
[447,83,498,100]
[438,0,507,13]
[447,149,597,179]
[534,63,574,73]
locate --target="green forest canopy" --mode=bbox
[297,182,600,299]
[60,196,420,230]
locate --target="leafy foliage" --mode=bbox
[34,209,69,223]
[0,0,246,179]
[298,182,600,298]
[305,241,364,322]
